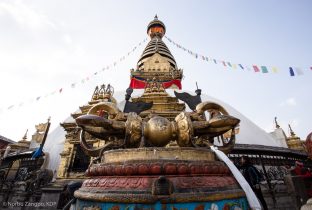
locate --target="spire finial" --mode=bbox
[274,117,280,128]
[154,14,158,19]
[288,124,295,136]
[22,129,28,141]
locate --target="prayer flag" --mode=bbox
[8,105,14,109]
[289,67,295,76]
[295,67,304,75]
[253,65,260,72]
[213,59,217,64]
[59,88,63,93]
[261,66,268,73]
[222,61,227,67]
[232,64,237,69]
[238,64,244,69]
[36,96,41,101]
[71,83,76,88]
[272,67,278,73]
[227,62,232,67]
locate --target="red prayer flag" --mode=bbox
[253,65,260,72]
[59,88,63,93]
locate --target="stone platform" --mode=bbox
[74,148,248,210]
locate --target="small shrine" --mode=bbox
[286,124,305,151]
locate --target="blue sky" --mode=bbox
[0,0,311,141]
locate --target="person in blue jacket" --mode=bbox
[240,156,268,210]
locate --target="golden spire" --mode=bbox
[21,129,28,142]
[288,124,296,137]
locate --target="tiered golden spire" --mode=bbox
[131,16,182,89]
[286,124,305,151]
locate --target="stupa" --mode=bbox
[73,16,250,210]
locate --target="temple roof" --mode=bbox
[0,134,15,149]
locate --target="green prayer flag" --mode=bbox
[261,66,268,73]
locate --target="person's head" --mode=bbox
[240,156,250,166]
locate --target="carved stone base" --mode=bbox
[75,148,249,209]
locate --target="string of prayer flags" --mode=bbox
[165,36,311,77]
[2,38,147,112]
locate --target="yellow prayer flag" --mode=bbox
[272,67,278,73]
[232,64,237,69]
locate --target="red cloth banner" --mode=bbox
[129,77,146,89]
[162,79,182,89]
[129,77,182,89]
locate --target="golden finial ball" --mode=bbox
[144,116,173,147]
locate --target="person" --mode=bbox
[239,156,268,210]
[291,161,304,176]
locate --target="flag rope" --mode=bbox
[1,38,147,112]
[164,36,311,77]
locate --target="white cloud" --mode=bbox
[0,0,56,29]
[280,97,297,107]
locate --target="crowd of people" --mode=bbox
[237,156,312,210]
